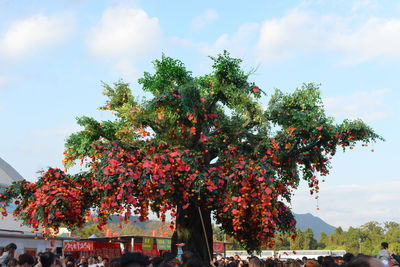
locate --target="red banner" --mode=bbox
[79,242,122,258]
[213,242,225,253]
[64,241,94,251]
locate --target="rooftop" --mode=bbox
[0,157,23,187]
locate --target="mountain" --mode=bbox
[294,213,336,239]
[89,214,335,239]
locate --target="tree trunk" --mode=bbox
[171,204,213,265]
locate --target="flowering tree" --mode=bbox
[0,52,381,262]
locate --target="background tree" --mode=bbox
[0,52,381,263]
[319,221,400,255]
[318,232,328,249]
[302,228,318,250]
[75,224,105,238]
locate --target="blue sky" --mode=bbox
[1,0,399,229]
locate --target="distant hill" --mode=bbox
[294,213,336,239]
[105,213,336,240]
[86,213,335,239]
[79,213,336,239]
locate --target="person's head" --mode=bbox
[103,258,110,267]
[88,257,95,265]
[181,251,194,267]
[248,257,262,267]
[305,260,320,267]
[7,258,18,267]
[348,255,385,267]
[54,259,63,267]
[5,244,17,255]
[150,257,163,267]
[302,257,308,263]
[120,253,150,267]
[40,252,56,267]
[18,254,35,267]
[161,252,175,263]
[343,253,354,264]
[381,242,389,249]
[286,260,301,267]
[109,258,121,267]
[185,257,204,267]
[323,256,334,264]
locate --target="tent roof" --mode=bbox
[0,157,23,187]
[0,215,38,235]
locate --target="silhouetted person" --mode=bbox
[18,254,35,267]
[120,253,150,267]
[40,252,56,267]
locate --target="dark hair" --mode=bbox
[343,253,354,263]
[5,244,17,251]
[120,252,150,267]
[186,257,204,267]
[19,253,35,266]
[7,258,18,267]
[111,258,121,264]
[248,257,262,267]
[348,255,376,267]
[151,257,163,267]
[181,251,194,266]
[161,252,175,262]
[322,259,338,267]
[381,242,389,249]
[227,263,238,267]
[40,252,56,267]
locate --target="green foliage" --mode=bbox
[75,224,105,238]
[138,55,192,94]
[271,221,400,256]
[0,51,382,255]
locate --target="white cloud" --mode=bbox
[256,10,332,62]
[87,6,162,80]
[192,9,219,29]
[0,14,74,59]
[292,181,400,229]
[256,10,400,64]
[200,23,260,58]
[324,89,391,122]
[333,18,400,64]
[87,7,161,59]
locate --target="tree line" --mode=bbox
[224,221,400,256]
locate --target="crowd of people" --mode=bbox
[1,242,400,267]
